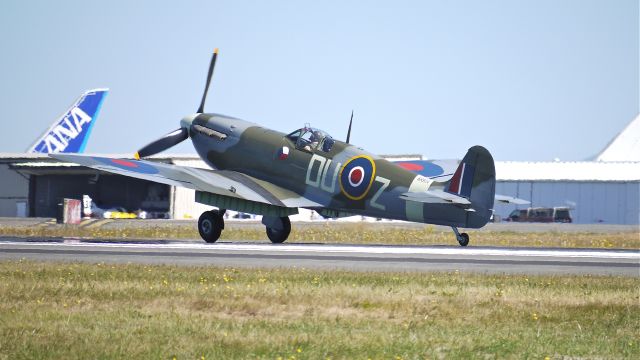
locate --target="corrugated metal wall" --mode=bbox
[0,164,29,216]
[494,181,640,224]
[172,186,215,220]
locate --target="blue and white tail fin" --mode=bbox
[27,88,109,153]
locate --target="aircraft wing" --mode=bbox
[400,189,472,205]
[494,194,530,205]
[49,154,321,209]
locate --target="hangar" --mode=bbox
[1,153,638,224]
[493,114,640,224]
[0,115,638,224]
[0,154,177,218]
[493,161,639,224]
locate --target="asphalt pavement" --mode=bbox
[1,237,638,276]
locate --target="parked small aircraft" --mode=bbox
[29,88,108,153]
[53,50,523,246]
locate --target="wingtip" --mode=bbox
[134,152,140,160]
[214,48,219,54]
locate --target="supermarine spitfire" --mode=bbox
[53,50,525,246]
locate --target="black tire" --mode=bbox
[266,216,291,244]
[458,233,470,247]
[198,210,223,243]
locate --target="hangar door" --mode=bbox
[30,174,170,218]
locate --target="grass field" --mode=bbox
[0,260,638,359]
[1,221,639,249]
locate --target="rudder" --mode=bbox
[447,145,496,228]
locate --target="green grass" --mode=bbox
[1,221,638,249]
[0,261,638,359]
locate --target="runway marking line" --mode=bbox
[1,241,638,260]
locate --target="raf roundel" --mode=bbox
[348,167,364,187]
[93,157,159,175]
[339,155,376,200]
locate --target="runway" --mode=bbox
[0,237,638,276]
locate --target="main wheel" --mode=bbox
[457,233,470,247]
[266,216,291,243]
[198,210,224,243]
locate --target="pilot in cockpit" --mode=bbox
[287,127,334,153]
[304,130,321,152]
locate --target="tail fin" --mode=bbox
[447,160,476,198]
[27,88,109,153]
[447,145,496,227]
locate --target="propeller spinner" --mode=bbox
[134,48,219,159]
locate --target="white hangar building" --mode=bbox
[494,114,640,224]
[1,116,638,224]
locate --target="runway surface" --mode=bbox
[1,237,638,276]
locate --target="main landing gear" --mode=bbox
[262,216,291,244]
[198,210,225,243]
[197,211,292,244]
[451,226,469,247]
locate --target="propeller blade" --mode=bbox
[135,127,189,159]
[346,110,354,144]
[197,48,219,113]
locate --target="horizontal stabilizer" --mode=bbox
[400,189,472,205]
[495,194,530,205]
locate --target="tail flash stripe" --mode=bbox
[448,162,475,198]
[448,163,464,194]
[460,164,475,198]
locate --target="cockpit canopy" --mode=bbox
[286,127,335,152]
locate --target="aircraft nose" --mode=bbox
[180,114,198,129]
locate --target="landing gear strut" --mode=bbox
[451,226,469,247]
[262,216,291,244]
[198,210,225,243]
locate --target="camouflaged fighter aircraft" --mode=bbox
[52,50,523,246]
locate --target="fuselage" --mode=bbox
[183,113,491,228]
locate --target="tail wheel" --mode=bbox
[266,216,291,244]
[198,210,224,243]
[457,233,470,247]
[451,226,470,247]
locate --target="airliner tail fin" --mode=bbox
[28,88,108,153]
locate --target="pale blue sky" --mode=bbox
[1,0,637,161]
